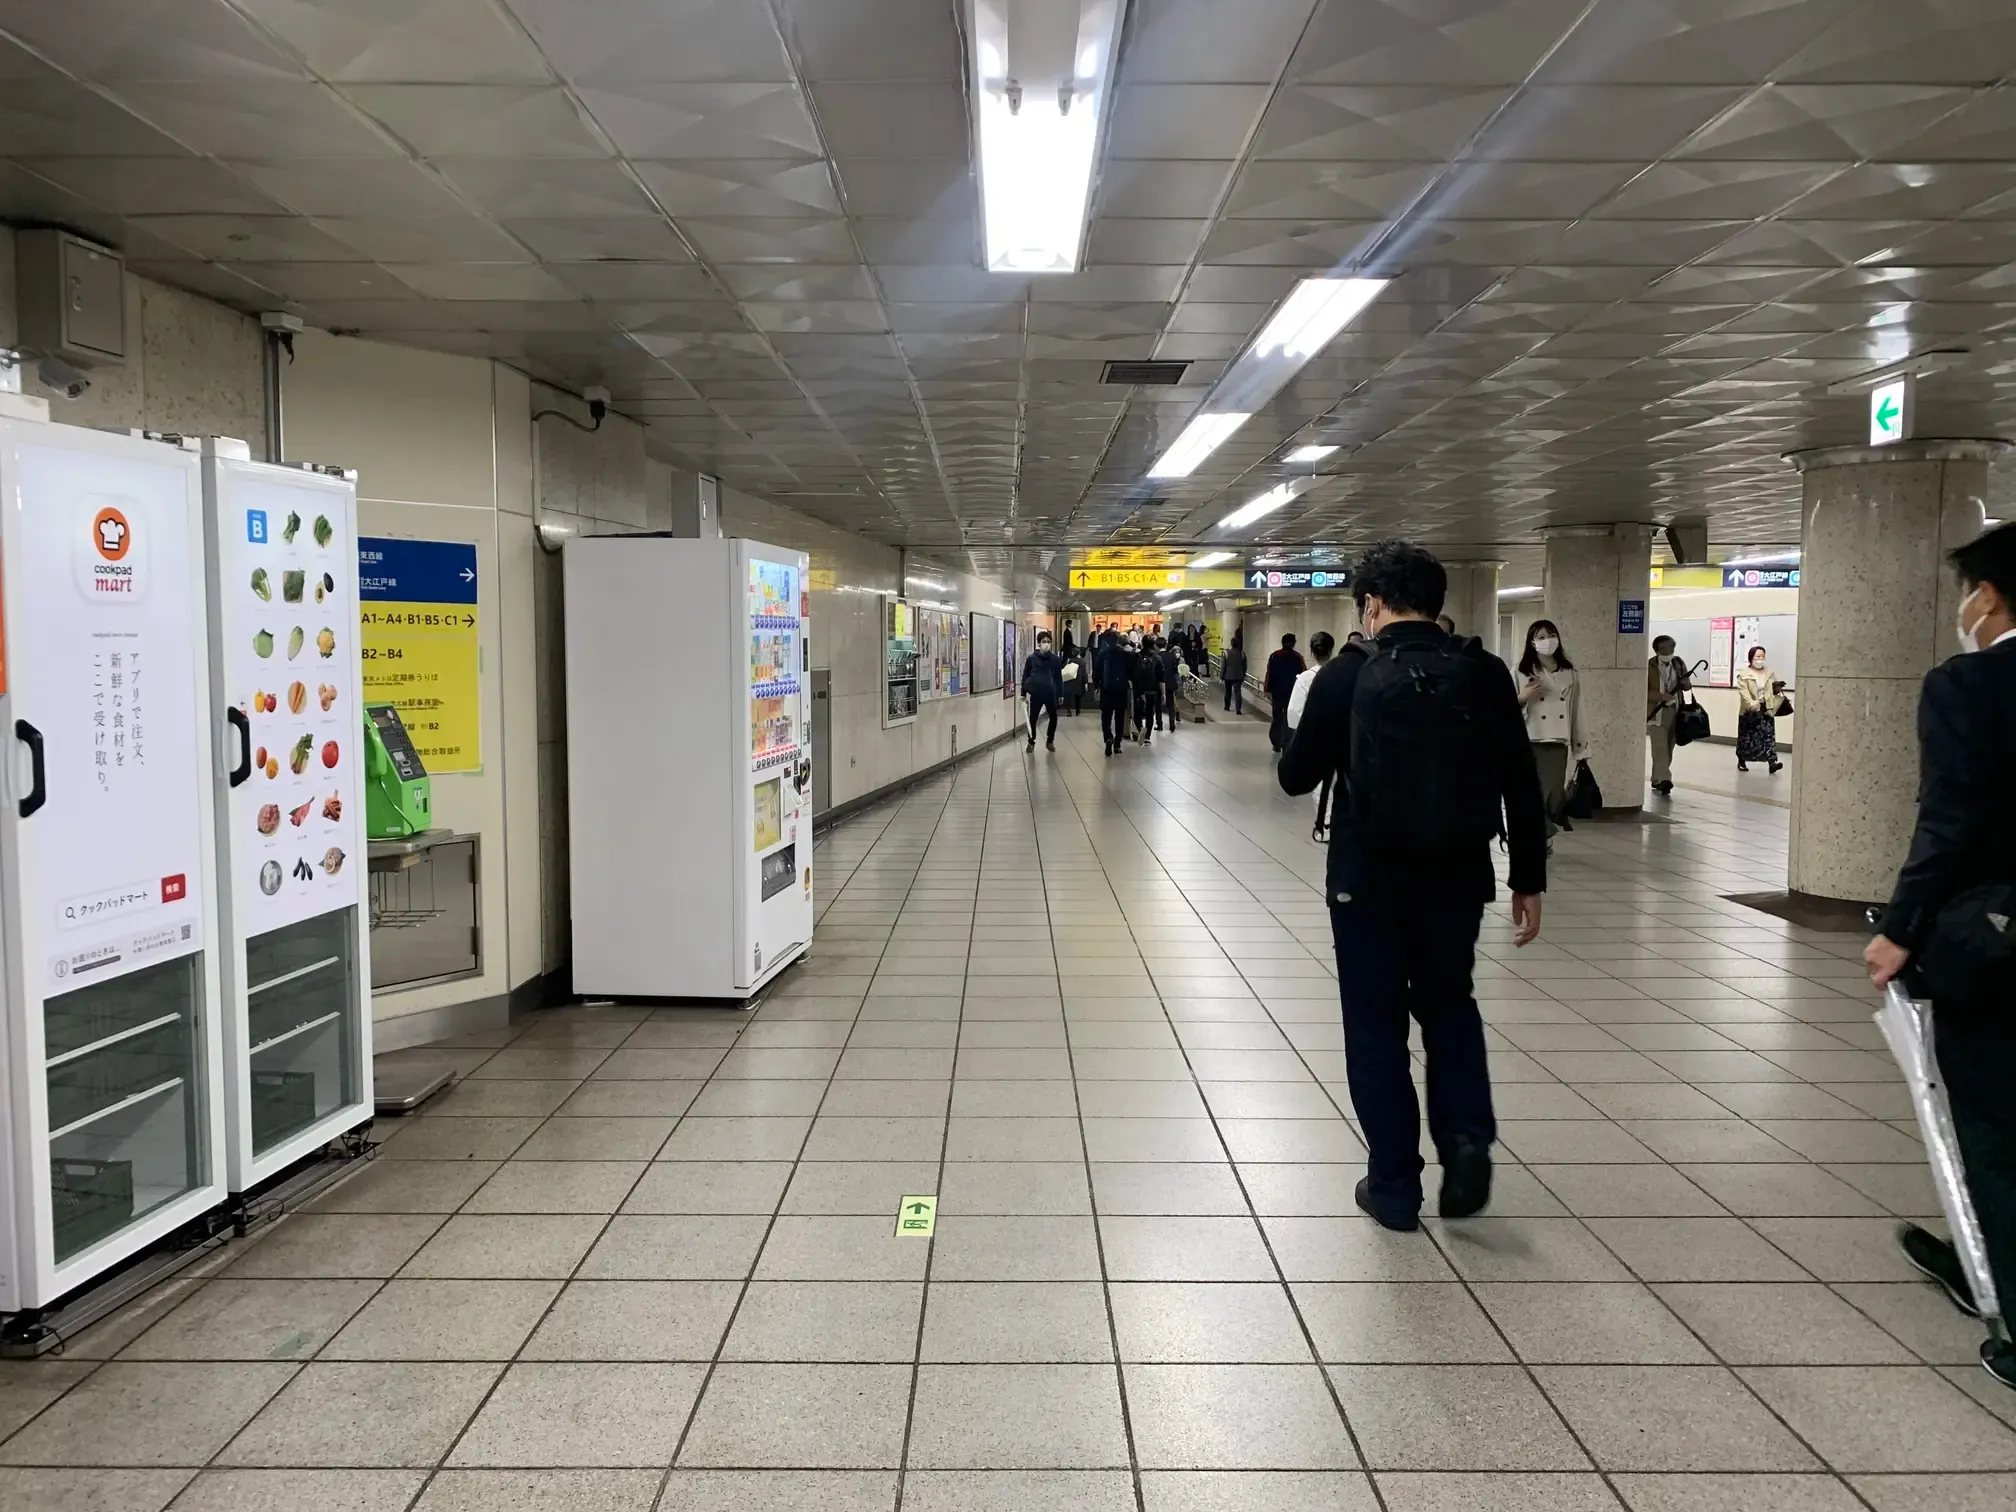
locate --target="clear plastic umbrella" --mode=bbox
[1876,980,2004,1329]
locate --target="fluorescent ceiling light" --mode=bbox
[1253,278,1389,362]
[1498,586,1543,599]
[1154,588,1180,598]
[1286,445,1340,464]
[906,575,949,591]
[1148,412,1249,479]
[967,0,1126,276]
[1185,551,1233,570]
[1144,276,1387,484]
[1719,551,1800,568]
[1218,480,1307,532]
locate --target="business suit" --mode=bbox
[1879,634,2016,1315]
[1279,623,1548,1223]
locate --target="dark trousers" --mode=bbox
[1935,1007,2016,1314]
[1100,688,1128,746]
[1329,892,1494,1218]
[1269,695,1290,750]
[1224,680,1243,713]
[1133,689,1154,737]
[1027,694,1057,745]
[1158,686,1178,730]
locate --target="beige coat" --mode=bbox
[1735,664,1776,714]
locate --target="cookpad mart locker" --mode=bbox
[200,442,372,1194]
[0,417,228,1314]
[564,536,813,1000]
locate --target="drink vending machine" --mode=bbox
[564,536,814,1000]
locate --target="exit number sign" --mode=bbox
[1869,378,1912,446]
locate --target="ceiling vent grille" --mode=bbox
[1102,360,1189,386]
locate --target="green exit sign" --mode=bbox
[1869,378,1911,445]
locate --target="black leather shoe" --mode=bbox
[1354,1178,1419,1233]
[1984,1339,2016,1392]
[1899,1223,1980,1318]
[1438,1137,1493,1220]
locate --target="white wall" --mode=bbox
[1651,586,1800,745]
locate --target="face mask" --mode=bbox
[1657,652,1674,665]
[1533,636,1559,657]
[1958,584,1990,654]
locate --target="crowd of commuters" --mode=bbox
[1076,624,1188,756]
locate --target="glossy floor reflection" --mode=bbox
[3,711,2012,1511]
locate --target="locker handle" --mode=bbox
[16,720,45,818]
[227,706,252,787]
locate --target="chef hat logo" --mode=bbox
[93,507,131,561]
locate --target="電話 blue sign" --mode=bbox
[358,537,479,604]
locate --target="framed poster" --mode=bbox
[1003,620,1017,699]
[883,596,918,726]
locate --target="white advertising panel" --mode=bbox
[217,467,362,936]
[10,441,207,998]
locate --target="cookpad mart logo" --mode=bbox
[76,494,148,602]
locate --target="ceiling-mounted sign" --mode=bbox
[1723,567,1801,589]
[1071,567,1186,590]
[1070,548,1187,569]
[1246,567,1350,591]
[1869,377,1911,446]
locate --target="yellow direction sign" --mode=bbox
[895,1195,938,1237]
[1071,567,1186,590]
[1070,547,1187,569]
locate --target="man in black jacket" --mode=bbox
[1221,634,1248,713]
[1264,634,1305,751]
[1280,539,1548,1231]
[1021,629,1064,752]
[1156,634,1183,733]
[1094,628,1133,756]
[1867,520,2016,1390]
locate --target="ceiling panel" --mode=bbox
[6,0,2016,570]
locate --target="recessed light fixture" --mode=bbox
[1218,480,1310,532]
[1185,551,1233,570]
[1498,586,1543,600]
[1286,445,1340,464]
[1145,276,1388,481]
[1148,412,1251,479]
[1719,551,1801,568]
[966,0,1127,276]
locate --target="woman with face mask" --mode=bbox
[1517,620,1586,832]
[1734,645,1784,774]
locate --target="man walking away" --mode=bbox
[1646,634,1691,796]
[1866,520,2016,1391]
[1265,633,1305,752]
[1022,629,1063,752]
[1095,628,1132,757]
[1221,633,1248,714]
[1287,632,1336,837]
[1131,632,1162,744]
[1157,633,1183,733]
[1280,540,1548,1231]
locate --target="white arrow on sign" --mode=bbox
[460,568,476,582]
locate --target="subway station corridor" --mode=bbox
[3,714,2010,1512]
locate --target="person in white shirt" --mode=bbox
[1516,619,1587,831]
[1287,631,1336,838]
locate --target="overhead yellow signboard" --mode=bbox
[1068,567,1246,591]
[1070,548,1188,569]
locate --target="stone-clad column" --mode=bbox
[1542,525,1655,813]
[1786,440,2003,901]
[1440,560,1502,647]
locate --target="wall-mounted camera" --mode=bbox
[35,356,92,401]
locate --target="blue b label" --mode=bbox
[247,509,268,544]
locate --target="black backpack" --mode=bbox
[1346,637,1502,853]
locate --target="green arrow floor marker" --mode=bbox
[895,1194,938,1237]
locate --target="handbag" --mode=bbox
[1673,693,1711,746]
[1061,661,1079,682]
[1774,694,1793,717]
[1563,758,1602,820]
[1912,881,2016,1006]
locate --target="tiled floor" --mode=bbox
[5,712,2014,1511]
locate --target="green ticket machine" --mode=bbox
[364,703,431,840]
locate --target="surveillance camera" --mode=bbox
[36,357,92,401]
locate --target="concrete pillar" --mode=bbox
[1542,525,1655,812]
[1441,560,1502,645]
[1785,439,2003,901]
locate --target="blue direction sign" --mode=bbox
[1618,599,1647,634]
[358,538,479,603]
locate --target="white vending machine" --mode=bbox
[0,416,228,1314]
[565,536,814,1000]
[199,441,371,1195]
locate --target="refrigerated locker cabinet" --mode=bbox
[0,415,230,1316]
[199,440,373,1198]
